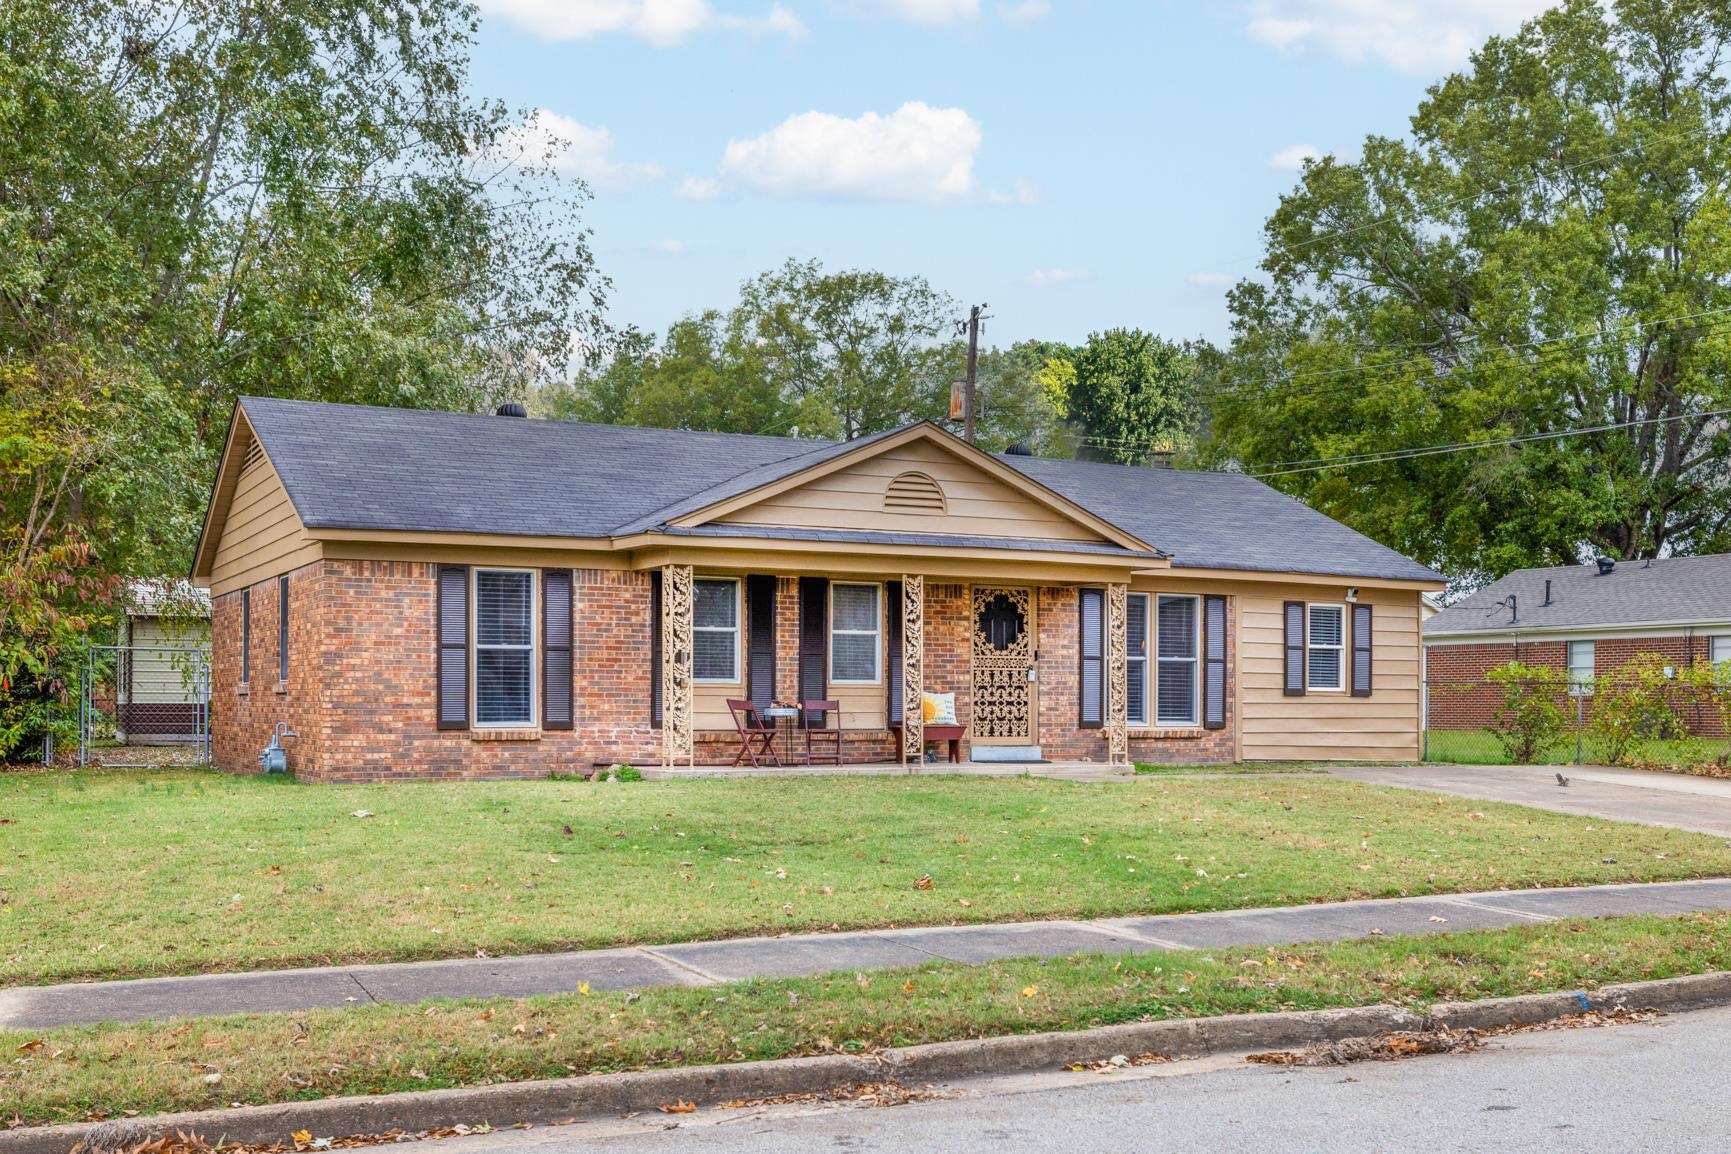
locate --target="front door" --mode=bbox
[971,586,1037,745]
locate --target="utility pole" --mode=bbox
[959,303,988,444]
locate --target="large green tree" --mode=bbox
[1064,329,1199,465]
[1205,0,1731,580]
[0,0,603,752]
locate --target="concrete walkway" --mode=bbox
[6,878,1731,1030]
[1328,763,1731,837]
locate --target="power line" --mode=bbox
[1244,407,1731,479]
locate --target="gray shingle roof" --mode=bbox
[243,397,826,537]
[237,397,1439,582]
[999,455,1441,582]
[1424,555,1731,637]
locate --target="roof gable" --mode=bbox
[669,423,1158,553]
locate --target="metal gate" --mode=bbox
[79,645,210,767]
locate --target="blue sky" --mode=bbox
[468,1,1552,347]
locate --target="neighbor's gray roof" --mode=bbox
[237,397,1438,581]
[1000,455,1441,582]
[1424,555,1731,637]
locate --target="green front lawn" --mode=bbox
[4,768,1731,986]
[4,912,1727,1126]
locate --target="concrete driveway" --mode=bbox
[1328,762,1731,837]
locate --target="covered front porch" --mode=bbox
[652,563,1139,772]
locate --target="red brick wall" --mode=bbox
[210,564,1245,780]
[1425,635,1722,731]
[211,562,323,775]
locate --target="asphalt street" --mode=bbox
[434,1003,1731,1154]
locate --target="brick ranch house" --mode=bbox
[1424,554,1731,731]
[191,398,1444,782]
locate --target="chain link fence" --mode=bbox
[1425,665,1731,770]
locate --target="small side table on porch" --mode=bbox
[760,706,802,766]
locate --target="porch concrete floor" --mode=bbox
[637,760,1135,783]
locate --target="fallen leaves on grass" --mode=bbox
[912,875,933,891]
[348,811,372,820]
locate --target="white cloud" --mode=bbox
[1245,1,1552,74]
[650,238,687,255]
[477,0,804,45]
[720,102,982,202]
[1024,267,1092,287]
[998,0,1048,23]
[675,176,723,200]
[841,0,980,24]
[987,177,1040,205]
[494,109,664,189]
[1186,272,1238,289]
[1267,142,1323,171]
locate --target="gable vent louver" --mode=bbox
[884,471,947,515]
[241,437,265,474]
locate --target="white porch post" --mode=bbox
[901,575,924,769]
[1107,582,1129,767]
[661,564,694,769]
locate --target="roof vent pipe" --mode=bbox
[1542,579,1552,606]
[1596,556,1616,576]
[495,402,528,418]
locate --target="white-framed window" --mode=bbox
[1568,640,1596,695]
[1156,594,1200,725]
[693,577,740,683]
[1712,636,1731,667]
[1127,593,1150,726]
[1306,603,1346,692]
[830,582,882,684]
[474,568,536,726]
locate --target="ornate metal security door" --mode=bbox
[971,586,1036,744]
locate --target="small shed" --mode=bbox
[116,580,211,744]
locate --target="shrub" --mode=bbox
[1589,653,1683,765]
[1486,662,1572,763]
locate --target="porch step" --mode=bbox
[969,745,1044,763]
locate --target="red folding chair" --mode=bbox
[727,699,781,768]
[801,699,842,765]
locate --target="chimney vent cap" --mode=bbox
[494,402,528,418]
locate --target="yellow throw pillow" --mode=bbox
[922,693,940,723]
[922,692,958,726]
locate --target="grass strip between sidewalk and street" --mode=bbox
[4,912,1730,1127]
[7,769,1731,987]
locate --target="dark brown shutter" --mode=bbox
[746,575,777,712]
[1203,595,1227,729]
[240,589,251,684]
[278,575,289,682]
[798,577,828,726]
[542,569,573,729]
[1283,600,1306,697]
[886,580,904,725]
[650,571,663,728]
[1079,588,1104,727]
[1351,602,1373,698]
[437,565,470,730]
[1125,593,1147,725]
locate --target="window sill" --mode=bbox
[470,728,541,742]
[273,681,289,695]
[236,684,250,697]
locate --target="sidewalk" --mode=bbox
[6,878,1731,1030]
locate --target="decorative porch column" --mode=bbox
[1107,582,1129,766]
[900,575,924,768]
[660,564,694,769]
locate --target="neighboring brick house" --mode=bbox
[1423,555,1731,731]
[190,398,1444,782]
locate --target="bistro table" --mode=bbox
[760,705,802,766]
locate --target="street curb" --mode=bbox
[8,972,1729,1154]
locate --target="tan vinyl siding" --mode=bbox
[719,439,1108,544]
[1236,584,1422,761]
[124,618,209,704]
[209,452,320,596]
